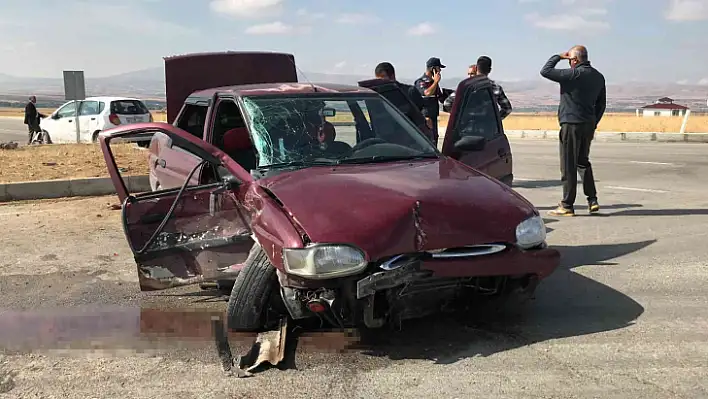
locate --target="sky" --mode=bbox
[0,0,707,84]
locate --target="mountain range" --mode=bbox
[1,68,707,112]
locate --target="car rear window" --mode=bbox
[110,100,149,115]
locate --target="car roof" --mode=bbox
[81,96,145,102]
[190,82,374,98]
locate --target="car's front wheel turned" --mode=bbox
[226,243,279,332]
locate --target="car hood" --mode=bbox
[257,157,537,260]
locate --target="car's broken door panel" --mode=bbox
[123,182,253,291]
[99,126,256,291]
[441,76,512,184]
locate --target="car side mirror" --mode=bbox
[442,93,456,113]
[52,114,60,120]
[454,135,486,152]
[208,173,240,216]
[221,173,240,190]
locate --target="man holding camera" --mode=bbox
[414,57,450,146]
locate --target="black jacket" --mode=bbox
[398,82,425,112]
[540,55,606,126]
[24,102,44,126]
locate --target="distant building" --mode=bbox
[636,97,689,117]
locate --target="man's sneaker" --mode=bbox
[547,205,575,217]
[588,200,600,214]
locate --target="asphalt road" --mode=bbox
[0,117,26,144]
[1,141,707,398]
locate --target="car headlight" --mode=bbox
[282,244,368,279]
[515,215,546,249]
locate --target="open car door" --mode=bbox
[99,123,256,291]
[164,51,298,124]
[441,75,513,186]
[357,78,433,142]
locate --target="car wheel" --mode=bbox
[41,130,53,144]
[226,243,280,332]
[92,131,101,143]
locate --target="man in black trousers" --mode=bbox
[24,95,45,144]
[541,45,606,216]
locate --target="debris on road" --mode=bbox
[213,316,288,378]
[0,141,18,150]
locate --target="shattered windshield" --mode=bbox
[241,94,438,168]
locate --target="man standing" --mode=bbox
[24,96,45,144]
[374,62,425,113]
[541,45,606,216]
[474,56,512,119]
[414,57,449,145]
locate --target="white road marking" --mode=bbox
[605,186,668,193]
[629,161,677,166]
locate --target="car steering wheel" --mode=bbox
[352,138,386,152]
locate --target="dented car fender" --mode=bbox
[242,184,304,271]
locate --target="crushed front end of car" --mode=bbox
[273,214,559,330]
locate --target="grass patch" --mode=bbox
[0,143,149,183]
[3,107,706,133]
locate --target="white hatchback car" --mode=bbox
[40,96,153,143]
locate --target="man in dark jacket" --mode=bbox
[374,62,434,141]
[541,45,606,216]
[374,62,425,112]
[24,96,46,144]
[414,57,451,145]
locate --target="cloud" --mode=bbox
[244,21,310,34]
[335,13,379,24]
[334,61,346,69]
[406,22,436,36]
[296,8,325,19]
[579,7,608,15]
[698,78,708,85]
[665,0,708,21]
[210,0,284,18]
[524,12,610,30]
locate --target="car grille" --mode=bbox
[379,244,508,271]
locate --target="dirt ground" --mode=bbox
[2,138,708,398]
[0,143,149,183]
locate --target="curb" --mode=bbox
[0,175,150,202]
[436,126,708,143]
[504,130,708,143]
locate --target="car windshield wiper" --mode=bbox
[336,153,439,165]
[257,158,340,170]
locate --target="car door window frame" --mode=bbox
[175,99,210,139]
[79,100,100,116]
[451,86,503,143]
[56,101,79,118]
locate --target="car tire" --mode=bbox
[41,130,52,145]
[226,243,279,332]
[92,131,101,143]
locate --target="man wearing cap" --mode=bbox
[414,57,449,146]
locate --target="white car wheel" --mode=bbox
[41,130,52,145]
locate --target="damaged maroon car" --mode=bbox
[99,52,559,332]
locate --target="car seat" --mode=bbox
[222,127,258,172]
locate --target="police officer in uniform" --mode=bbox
[414,57,449,146]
